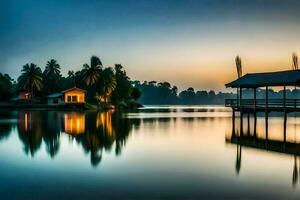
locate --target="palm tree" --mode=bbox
[293,53,298,70]
[235,55,242,78]
[43,59,61,94]
[17,63,43,99]
[68,70,75,86]
[96,68,116,105]
[44,59,60,77]
[82,56,102,87]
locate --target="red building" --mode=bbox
[18,90,31,100]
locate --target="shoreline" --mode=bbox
[0,102,143,111]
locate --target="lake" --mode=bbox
[0,106,300,199]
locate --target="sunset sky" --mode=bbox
[1,0,300,91]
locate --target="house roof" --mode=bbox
[46,93,63,98]
[61,87,86,93]
[225,70,300,88]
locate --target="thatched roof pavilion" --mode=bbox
[226,70,300,88]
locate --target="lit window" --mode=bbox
[72,96,78,102]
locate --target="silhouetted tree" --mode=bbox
[43,59,61,94]
[0,73,14,100]
[17,63,43,98]
[82,56,102,87]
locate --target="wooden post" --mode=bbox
[247,113,250,136]
[284,85,286,109]
[254,88,257,111]
[237,88,239,107]
[240,87,242,107]
[265,112,268,141]
[284,111,287,144]
[232,109,236,136]
[240,112,243,136]
[254,112,257,137]
[265,86,268,111]
[265,86,268,141]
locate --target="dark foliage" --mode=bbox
[0,73,14,100]
[133,81,300,105]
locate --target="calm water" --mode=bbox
[1,106,300,199]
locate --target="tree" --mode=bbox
[82,56,102,87]
[131,87,141,101]
[44,59,61,77]
[235,55,242,78]
[43,59,61,94]
[96,67,117,105]
[111,64,132,106]
[0,73,14,100]
[17,63,43,99]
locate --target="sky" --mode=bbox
[1,0,300,91]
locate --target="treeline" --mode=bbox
[132,81,300,105]
[0,56,141,109]
[132,81,235,105]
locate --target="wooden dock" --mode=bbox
[225,99,300,113]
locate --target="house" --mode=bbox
[17,89,31,100]
[62,87,86,104]
[46,93,64,105]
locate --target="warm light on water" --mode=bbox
[0,106,300,199]
[64,112,85,135]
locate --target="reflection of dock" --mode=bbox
[226,135,300,156]
[226,113,300,186]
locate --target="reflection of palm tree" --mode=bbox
[13,110,136,166]
[236,144,242,175]
[42,112,61,158]
[17,63,43,98]
[17,112,43,156]
[75,111,133,166]
[0,112,15,140]
[293,156,298,187]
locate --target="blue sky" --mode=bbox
[1,0,300,90]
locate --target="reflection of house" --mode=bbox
[18,111,31,132]
[62,87,85,104]
[46,93,64,105]
[64,112,85,134]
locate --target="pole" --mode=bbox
[237,88,239,107]
[265,86,268,141]
[254,88,257,111]
[265,86,268,112]
[284,85,286,109]
[240,87,242,107]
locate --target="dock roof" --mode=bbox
[225,70,300,88]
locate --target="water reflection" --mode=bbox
[2,107,300,198]
[227,113,300,187]
[64,112,85,135]
[0,110,138,166]
[17,111,43,156]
